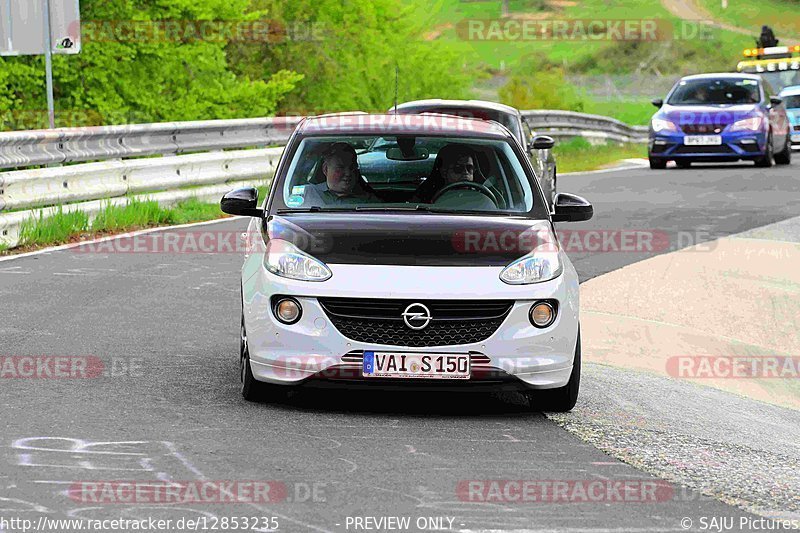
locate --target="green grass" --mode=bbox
[582,100,655,125]
[163,198,226,225]
[424,0,749,73]
[91,199,174,232]
[8,198,229,251]
[554,137,646,173]
[18,208,90,247]
[699,0,800,41]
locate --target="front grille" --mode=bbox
[680,124,726,134]
[794,125,800,132]
[673,144,735,154]
[319,298,513,347]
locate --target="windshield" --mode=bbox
[275,135,536,214]
[668,78,760,105]
[781,94,800,108]
[416,108,521,141]
[761,70,800,93]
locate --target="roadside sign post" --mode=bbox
[0,0,81,129]
[43,0,56,129]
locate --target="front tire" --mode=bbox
[774,135,792,165]
[649,157,667,170]
[240,309,289,403]
[526,329,581,412]
[755,133,774,167]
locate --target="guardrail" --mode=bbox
[0,111,646,249]
[522,110,649,144]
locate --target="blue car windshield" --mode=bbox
[668,78,760,105]
[782,94,800,109]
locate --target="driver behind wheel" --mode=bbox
[413,144,479,203]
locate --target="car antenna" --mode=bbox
[393,64,399,114]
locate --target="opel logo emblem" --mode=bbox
[402,303,432,330]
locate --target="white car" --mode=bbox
[221,113,592,411]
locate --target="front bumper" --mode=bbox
[242,261,580,391]
[649,129,768,161]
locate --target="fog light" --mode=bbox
[740,138,757,144]
[529,301,556,328]
[274,298,302,324]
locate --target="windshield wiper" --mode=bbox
[276,206,323,214]
[424,208,512,215]
[354,205,433,212]
[276,206,367,213]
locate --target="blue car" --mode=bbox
[778,85,800,149]
[648,73,792,169]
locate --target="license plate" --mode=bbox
[362,352,470,380]
[791,133,800,143]
[684,135,722,146]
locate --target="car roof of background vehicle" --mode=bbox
[391,99,520,116]
[679,72,763,81]
[296,113,514,139]
[778,85,800,97]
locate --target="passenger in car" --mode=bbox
[412,144,481,203]
[305,142,379,205]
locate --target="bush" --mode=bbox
[0,0,302,129]
[230,0,472,113]
[499,63,585,111]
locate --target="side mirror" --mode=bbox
[551,192,593,222]
[770,96,783,106]
[532,135,555,150]
[651,98,664,108]
[220,187,264,217]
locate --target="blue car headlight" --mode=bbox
[729,116,765,132]
[651,118,679,133]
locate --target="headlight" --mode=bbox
[264,239,332,282]
[651,118,678,132]
[729,116,765,132]
[499,245,562,285]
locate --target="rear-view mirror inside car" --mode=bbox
[385,146,430,161]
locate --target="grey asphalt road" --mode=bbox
[1,162,799,533]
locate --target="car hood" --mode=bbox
[659,104,761,126]
[264,213,555,266]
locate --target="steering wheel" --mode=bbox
[431,181,499,207]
